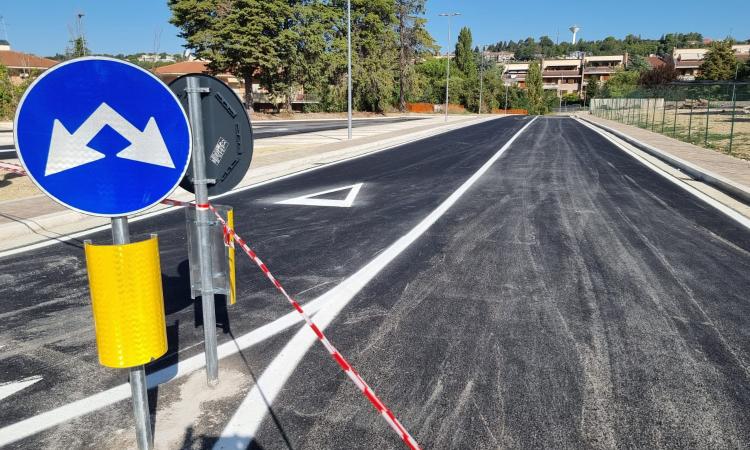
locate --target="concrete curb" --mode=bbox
[0,115,496,251]
[576,115,750,205]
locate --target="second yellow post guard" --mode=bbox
[85,236,168,369]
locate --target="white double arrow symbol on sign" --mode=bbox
[45,103,175,176]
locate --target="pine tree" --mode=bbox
[699,40,738,81]
[454,27,476,77]
[168,0,294,113]
[526,61,545,115]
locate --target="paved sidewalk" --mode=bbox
[582,113,750,191]
[0,114,495,251]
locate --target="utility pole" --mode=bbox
[504,82,509,112]
[347,0,353,140]
[439,12,460,122]
[479,45,485,114]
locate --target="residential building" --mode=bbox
[0,40,57,85]
[503,62,529,88]
[672,45,750,80]
[137,53,176,64]
[154,60,316,111]
[501,54,627,98]
[482,51,514,64]
[542,58,583,96]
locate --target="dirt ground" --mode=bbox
[604,106,750,161]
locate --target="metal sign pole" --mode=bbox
[347,0,352,140]
[186,76,220,385]
[111,216,153,450]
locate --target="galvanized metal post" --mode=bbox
[479,45,484,114]
[112,217,153,450]
[651,95,657,131]
[660,92,667,134]
[444,17,451,122]
[504,83,509,112]
[672,98,678,137]
[186,76,219,385]
[347,0,352,140]
[704,92,711,147]
[728,82,737,154]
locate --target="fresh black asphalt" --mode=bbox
[1,116,749,448]
[252,116,423,139]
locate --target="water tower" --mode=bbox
[569,25,580,44]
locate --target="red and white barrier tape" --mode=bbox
[208,205,421,450]
[0,162,27,176]
[0,161,420,447]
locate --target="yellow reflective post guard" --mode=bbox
[84,235,168,368]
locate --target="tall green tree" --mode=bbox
[699,40,739,80]
[526,61,545,114]
[395,0,435,111]
[454,27,476,77]
[169,0,294,113]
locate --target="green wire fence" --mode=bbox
[590,81,750,160]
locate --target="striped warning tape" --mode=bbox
[208,204,421,450]
[0,162,419,447]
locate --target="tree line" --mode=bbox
[487,33,742,60]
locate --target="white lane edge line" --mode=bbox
[212,116,538,449]
[0,116,502,258]
[0,116,522,447]
[575,118,750,231]
[0,300,323,447]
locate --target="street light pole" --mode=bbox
[347,0,352,140]
[479,45,485,114]
[439,12,460,122]
[504,83,509,112]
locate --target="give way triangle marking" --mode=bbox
[276,183,363,208]
[0,376,43,402]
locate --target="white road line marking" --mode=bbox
[213,117,538,449]
[0,377,42,402]
[276,183,363,208]
[0,116,500,259]
[0,300,328,447]
[0,116,513,446]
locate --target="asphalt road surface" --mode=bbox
[0,117,423,160]
[252,116,423,139]
[1,116,749,449]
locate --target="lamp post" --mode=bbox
[479,45,485,114]
[439,12,460,122]
[347,0,352,139]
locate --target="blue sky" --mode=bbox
[1,1,747,57]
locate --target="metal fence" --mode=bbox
[590,82,750,160]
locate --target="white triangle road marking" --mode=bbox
[0,376,42,402]
[276,183,363,208]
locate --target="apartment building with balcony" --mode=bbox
[501,54,627,98]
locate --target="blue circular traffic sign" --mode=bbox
[14,57,192,217]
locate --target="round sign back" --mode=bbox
[169,74,253,196]
[14,57,192,217]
